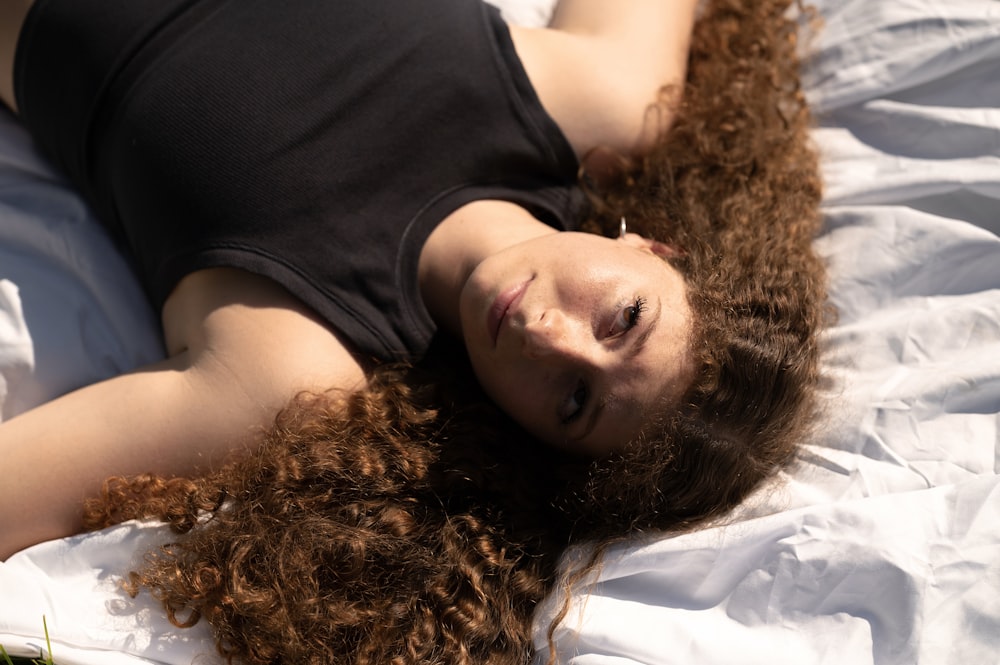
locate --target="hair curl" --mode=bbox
[83,1,827,663]
[87,370,575,665]
[574,0,826,538]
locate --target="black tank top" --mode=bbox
[15,0,583,361]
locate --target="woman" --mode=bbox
[1,0,826,661]
[0,0,699,559]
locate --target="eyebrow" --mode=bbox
[578,297,662,443]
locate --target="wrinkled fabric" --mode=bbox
[534,0,1000,663]
[0,109,163,422]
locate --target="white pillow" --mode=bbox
[0,109,164,421]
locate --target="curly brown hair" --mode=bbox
[82,0,827,663]
[87,367,576,665]
[574,0,825,538]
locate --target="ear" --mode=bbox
[619,232,683,258]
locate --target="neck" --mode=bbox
[418,200,557,337]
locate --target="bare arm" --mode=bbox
[509,0,699,159]
[0,353,250,559]
[0,270,365,560]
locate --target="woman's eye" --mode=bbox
[610,297,647,336]
[559,381,588,424]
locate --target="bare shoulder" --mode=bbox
[507,0,699,161]
[163,268,367,406]
[0,269,366,559]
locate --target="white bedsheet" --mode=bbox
[534,1,1000,663]
[2,0,999,663]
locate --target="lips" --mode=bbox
[487,279,529,347]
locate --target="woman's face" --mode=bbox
[459,231,694,456]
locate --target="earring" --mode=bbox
[619,216,627,239]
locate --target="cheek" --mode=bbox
[551,260,628,308]
[469,356,547,432]
[472,358,520,411]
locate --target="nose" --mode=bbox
[522,309,592,364]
